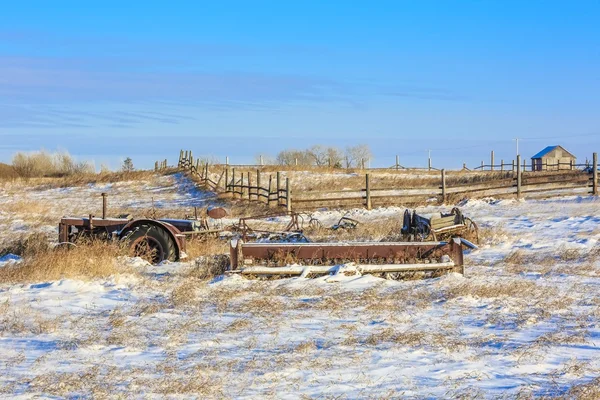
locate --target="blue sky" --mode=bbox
[1,1,599,169]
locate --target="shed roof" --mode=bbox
[531,145,575,159]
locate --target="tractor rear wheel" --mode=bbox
[122,224,177,264]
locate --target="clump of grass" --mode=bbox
[184,237,229,260]
[0,238,129,283]
[170,280,201,307]
[12,150,95,179]
[0,232,52,258]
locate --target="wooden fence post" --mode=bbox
[231,168,236,197]
[247,171,252,200]
[523,158,526,172]
[441,169,446,203]
[256,170,262,202]
[396,155,399,170]
[512,160,515,172]
[593,153,598,196]
[481,161,484,170]
[268,175,273,206]
[276,172,281,206]
[428,157,432,171]
[365,174,372,210]
[516,155,522,199]
[154,161,158,172]
[286,178,292,213]
[491,151,495,171]
[501,159,504,172]
[179,150,184,167]
[225,167,229,192]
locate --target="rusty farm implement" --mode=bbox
[57,193,477,280]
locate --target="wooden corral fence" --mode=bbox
[177,150,292,211]
[177,150,599,211]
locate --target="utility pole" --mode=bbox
[428,149,432,171]
[513,138,520,157]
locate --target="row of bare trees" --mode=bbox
[267,144,372,168]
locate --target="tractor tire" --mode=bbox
[122,224,177,264]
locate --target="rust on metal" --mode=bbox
[229,239,466,276]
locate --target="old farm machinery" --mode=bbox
[58,193,477,279]
[401,207,479,244]
[230,238,470,279]
[58,193,228,264]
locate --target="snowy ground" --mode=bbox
[1,176,600,398]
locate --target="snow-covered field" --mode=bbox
[1,174,600,398]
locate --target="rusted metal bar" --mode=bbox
[230,239,467,275]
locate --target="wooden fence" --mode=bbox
[177,150,599,211]
[177,150,292,211]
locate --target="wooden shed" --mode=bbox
[531,145,576,171]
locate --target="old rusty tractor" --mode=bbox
[58,193,227,264]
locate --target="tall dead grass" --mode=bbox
[0,238,129,283]
[12,150,95,179]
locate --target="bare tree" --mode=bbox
[344,144,372,168]
[276,149,311,166]
[326,147,344,168]
[306,145,329,166]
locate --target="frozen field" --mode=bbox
[1,175,600,398]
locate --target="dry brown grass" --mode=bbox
[0,238,130,283]
[0,162,18,180]
[184,237,229,259]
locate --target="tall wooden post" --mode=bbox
[593,153,598,196]
[231,169,236,197]
[268,175,273,206]
[226,156,229,166]
[512,160,515,172]
[501,159,504,172]
[154,161,158,172]
[225,167,229,192]
[286,178,292,213]
[395,155,399,170]
[247,171,252,200]
[491,151,495,171]
[276,172,281,206]
[164,159,167,169]
[365,174,372,210]
[523,158,526,172]
[256,170,261,202]
[441,169,446,203]
[481,161,484,170]
[516,155,522,199]
[428,157,432,171]
[195,159,200,174]
[179,150,184,167]
[184,151,188,167]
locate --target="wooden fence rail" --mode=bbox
[176,149,599,212]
